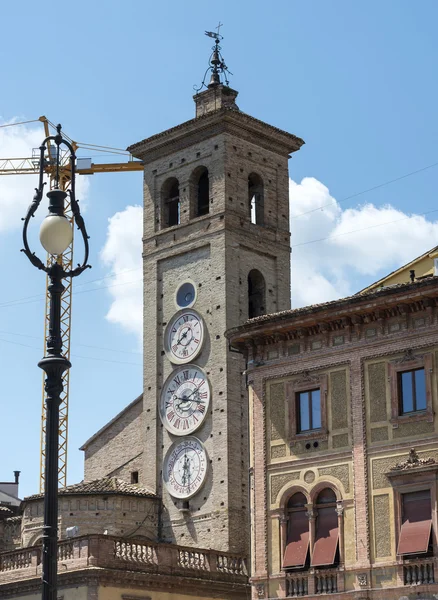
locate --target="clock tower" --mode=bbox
[128,36,304,554]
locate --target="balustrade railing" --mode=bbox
[404,559,435,585]
[178,549,208,570]
[114,540,158,565]
[286,573,308,597]
[315,571,337,594]
[0,535,247,584]
[58,541,74,561]
[216,553,247,576]
[0,549,34,571]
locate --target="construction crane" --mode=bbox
[0,116,144,491]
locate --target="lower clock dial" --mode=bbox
[163,437,208,499]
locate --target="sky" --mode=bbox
[1,0,438,498]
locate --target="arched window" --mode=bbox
[248,173,264,225]
[196,167,210,216]
[161,177,180,228]
[311,488,339,568]
[283,492,310,569]
[248,269,266,319]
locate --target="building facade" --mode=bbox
[227,277,438,599]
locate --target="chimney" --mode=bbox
[14,471,20,484]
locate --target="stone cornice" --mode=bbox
[226,278,438,349]
[127,108,304,162]
[0,568,249,598]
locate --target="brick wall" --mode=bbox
[82,397,144,484]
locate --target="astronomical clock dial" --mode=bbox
[164,309,204,364]
[163,437,208,499]
[160,365,211,435]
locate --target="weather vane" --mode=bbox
[194,23,232,93]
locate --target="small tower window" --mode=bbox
[131,471,139,484]
[248,173,264,225]
[190,166,210,217]
[248,269,266,318]
[161,177,180,228]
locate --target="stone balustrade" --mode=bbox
[0,535,247,585]
[314,570,338,594]
[286,572,308,597]
[403,557,435,586]
[285,569,343,597]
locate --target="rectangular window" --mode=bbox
[297,389,321,432]
[398,489,432,555]
[399,368,426,414]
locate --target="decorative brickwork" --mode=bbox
[368,363,387,423]
[303,470,316,484]
[332,433,349,448]
[331,370,348,430]
[270,472,300,504]
[393,420,435,438]
[318,464,350,493]
[370,426,389,442]
[372,449,438,489]
[373,495,391,557]
[271,445,286,460]
[270,383,286,442]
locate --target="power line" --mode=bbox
[291,207,438,248]
[291,160,438,219]
[0,329,141,356]
[0,337,142,367]
[0,119,42,128]
[0,267,142,309]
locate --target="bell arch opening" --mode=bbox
[248,172,264,225]
[161,177,180,228]
[248,269,266,319]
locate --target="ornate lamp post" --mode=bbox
[21,125,90,600]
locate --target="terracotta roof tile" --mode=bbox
[226,277,438,339]
[24,477,156,501]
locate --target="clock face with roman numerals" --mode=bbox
[163,437,208,499]
[160,365,210,435]
[164,309,204,365]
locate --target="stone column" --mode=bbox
[336,502,345,566]
[279,516,288,562]
[305,504,316,556]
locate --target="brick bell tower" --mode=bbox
[127,33,304,554]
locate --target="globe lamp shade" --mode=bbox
[39,215,73,255]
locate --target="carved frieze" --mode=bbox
[389,447,436,471]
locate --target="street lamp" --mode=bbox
[21,124,90,600]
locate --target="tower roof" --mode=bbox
[24,476,157,501]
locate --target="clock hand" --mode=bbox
[176,330,188,345]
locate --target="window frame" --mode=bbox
[398,368,427,415]
[296,389,322,433]
[389,353,433,426]
[287,374,328,443]
[391,481,437,559]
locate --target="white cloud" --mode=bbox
[290,177,438,307]
[100,176,438,338]
[100,205,143,339]
[0,119,89,233]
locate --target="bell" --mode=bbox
[208,71,220,87]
